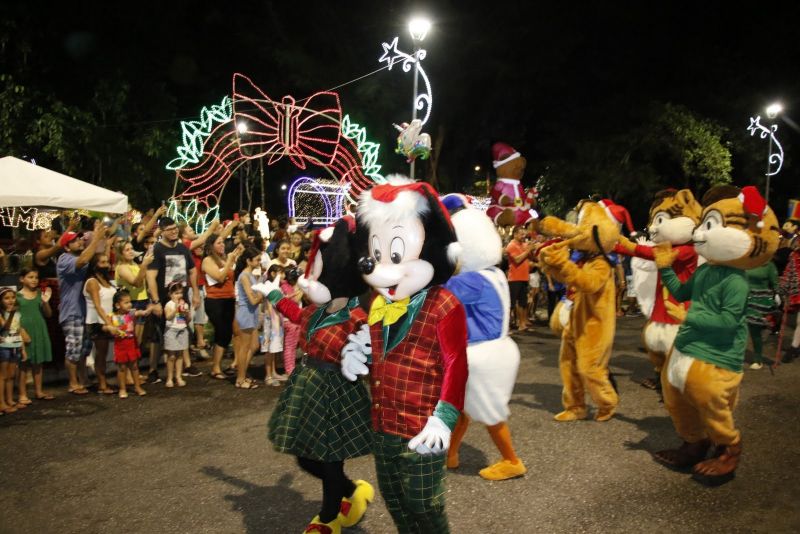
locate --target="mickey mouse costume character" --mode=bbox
[652,185,780,482]
[342,177,468,534]
[254,217,375,534]
[440,193,526,481]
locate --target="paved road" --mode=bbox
[2,316,799,533]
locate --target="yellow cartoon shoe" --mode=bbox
[303,515,341,534]
[479,459,527,481]
[338,479,374,527]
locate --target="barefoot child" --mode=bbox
[163,282,190,388]
[17,268,55,403]
[106,290,152,398]
[0,287,28,414]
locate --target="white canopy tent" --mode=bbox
[0,156,128,213]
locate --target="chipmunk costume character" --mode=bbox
[538,200,624,422]
[653,185,779,482]
[342,177,468,534]
[616,189,703,391]
[440,194,526,481]
[255,217,374,534]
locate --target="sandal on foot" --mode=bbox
[35,394,55,401]
[119,391,129,399]
[18,398,33,405]
[69,387,89,395]
[98,387,117,395]
[209,372,228,380]
[235,380,259,389]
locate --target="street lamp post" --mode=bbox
[764,102,783,204]
[408,17,430,180]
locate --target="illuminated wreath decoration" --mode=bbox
[167,73,384,231]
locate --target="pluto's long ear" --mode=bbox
[539,216,579,239]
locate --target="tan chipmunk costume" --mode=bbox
[653,185,779,481]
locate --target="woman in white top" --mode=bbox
[83,253,117,394]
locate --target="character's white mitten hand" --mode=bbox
[252,278,279,297]
[341,344,369,381]
[775,294,782,307]
[346,324,372,356]
[297,275,310,293]
[408,416,451,456]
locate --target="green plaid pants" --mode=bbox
[373,431,449,534]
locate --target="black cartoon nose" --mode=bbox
[358,256,376,274]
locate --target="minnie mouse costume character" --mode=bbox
[343,177,468,534]
[254,217,374,534]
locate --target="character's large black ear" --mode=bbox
[420,189,459,288]
[318,217,368,299]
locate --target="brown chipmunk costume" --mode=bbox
[653,185,779,482]
[538,200,622,422]
[615,189,703,391]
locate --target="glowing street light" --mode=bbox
[766,102,783,119]
[408,17,431,42]
[281,183,287,191]
[474,165,481,172]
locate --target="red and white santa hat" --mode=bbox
[492,142,521,169]
[598,198,637,236]
[738,185,768,228]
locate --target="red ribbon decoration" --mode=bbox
[233,73,342,168]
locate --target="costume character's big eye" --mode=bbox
[390,237,405,264]
[702,210,722,231]
[371,236,382,262]
[653,211,670,226]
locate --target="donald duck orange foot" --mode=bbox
[303,515,340,534]
[479,459,527,481]
[553,408,587,422]
[338,479,375,527]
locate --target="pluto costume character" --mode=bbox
[538,200,623,422]
[255,218,374,534]
[342,178,468,534]
[440,194,526,481]
[653,185,779,481]
[616,189,702,391]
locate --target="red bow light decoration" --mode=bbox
[233,74,342,168]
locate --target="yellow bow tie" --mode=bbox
[368,295,411,326]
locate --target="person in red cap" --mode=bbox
[56,220,107,395]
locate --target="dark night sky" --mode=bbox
[4,1,800,219]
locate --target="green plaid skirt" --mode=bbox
[268,364,372,461]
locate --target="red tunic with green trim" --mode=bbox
[368,286,469,439]
[276,298,367,365]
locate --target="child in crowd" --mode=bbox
[280,266,302,376]
[234,247,263,389]
[262,264,285,386]
[163,282,190,388]
[17,268,55,403]
[0,287,28,414]
[106,290,152,397]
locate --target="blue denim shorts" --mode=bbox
[0,346,23,363]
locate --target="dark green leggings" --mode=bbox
[748,323,764,363]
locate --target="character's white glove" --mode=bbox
[297,275,310,294]
[341,326,371,381]
[252,278,280,297]
[341,343,369,381]
[408,416,451,456]
[775,293,782,306]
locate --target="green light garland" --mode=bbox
[167,199,220,235]
[166,96,233,171]
[341,114,384,184]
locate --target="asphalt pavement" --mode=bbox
[1,315,799,533]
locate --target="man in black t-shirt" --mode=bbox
[145,217,202,381]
